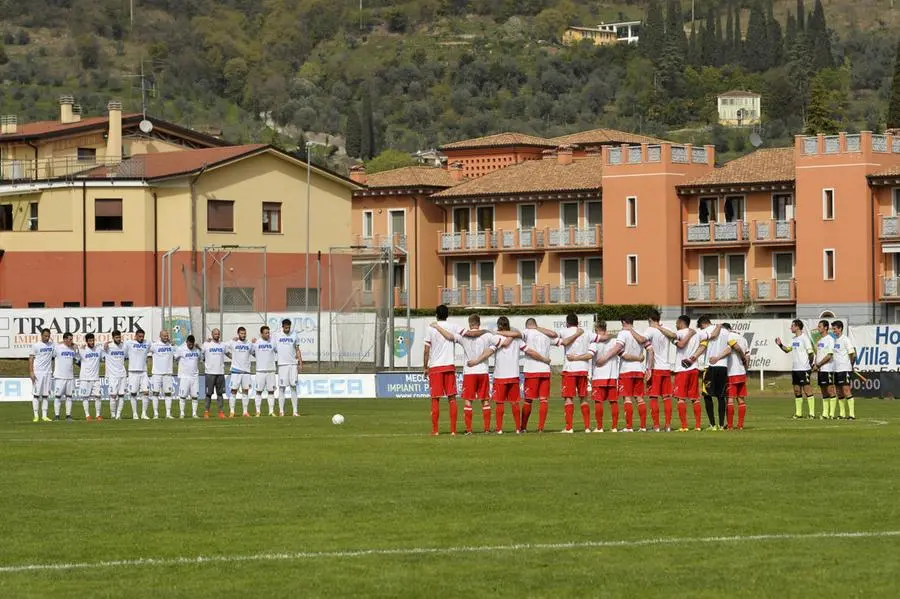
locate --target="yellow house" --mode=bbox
[562,26,619,46]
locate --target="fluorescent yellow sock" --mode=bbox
[838,398,847,418]
[794,397,803,417]
[829,397,838,418]
[807,396,815,417]
[848,397,855,418]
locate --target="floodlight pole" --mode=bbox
[317,251,322,373]
[394,245,411,370]
[388,243,395,369]
[305,141,326,311]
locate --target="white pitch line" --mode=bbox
[2,530,899,575]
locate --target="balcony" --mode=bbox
[0,156,146,182]
[685,278,796,305]
[753,219,796,245]
[438,283,603,307]
[438,226,602,255]
[881,277,900,302]
[684,221,751,246]
[352,233,407,254]
[880,216,900,240]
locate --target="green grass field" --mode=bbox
[2,382,899,598]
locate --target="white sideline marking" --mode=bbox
[2,530,899,574]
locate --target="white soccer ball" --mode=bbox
[331,414,345,425]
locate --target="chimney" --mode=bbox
[349,164,367,184]
[71,103,82,123]
[106,101,123,163]
[584,146,601,158]
[449,161,465,182]
[541,149,556,161]
[0,115,17,135]
[557,145,574,165]
[59,95,76,124]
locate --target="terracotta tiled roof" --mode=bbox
[85,144,267,179]
[439,132,556,151]
[0,114,139,138]
[870,165,900,178]
[365,166,458,188]
[718,90,760,97]
[431,157,603,199]
[680,148,795,188]
[550,128,666,146]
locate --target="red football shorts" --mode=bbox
[428,366,457,398]
[674,370,700,400]
[561,373,588,398]
[523,374,551,400]
[591,380,618,402]
[727,374,748,398]
[618,372,645,397]
[649,369,672,397]
[462,374,490,400]
[492,378,521,403]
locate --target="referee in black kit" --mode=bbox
[700,316,729,429]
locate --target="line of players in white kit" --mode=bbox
[27,319,304,422]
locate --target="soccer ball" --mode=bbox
[331,414,345,425]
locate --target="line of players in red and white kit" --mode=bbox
[423,305,750,435]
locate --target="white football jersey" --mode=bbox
[590,339,621,380]
[815,335,835,372]
[616,329,645,374]
[832,334,856,372]
[274,331,301,366]
[454,331,495,375]
[674,328,709,373]
[228,340,253,373]
[787,335,814,371]
[424,322,465,368]
[53,344,77,379]
[252,339,277,372]
[176,345,202,377]
[559,326,590,374]
[521,328,553,374]
[105,342,127,378]
[203,341,227,375]
[491,335,522,380]
[150,342,175,375]
[30,341,55,375]
[125,340,150,373]
[726,333,749,377]
[705,327,729,368]
[78,346,104,381]
[645,327,672,371]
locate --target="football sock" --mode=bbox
[511,402,521,431]
[848,397,855,418]
[246,395,254,415]
[130,397,138,418]
[794,395,803,417]
[82,399,90,417]
[663,398,673,428]
[726,402,735,428]
[677,399,687,429]
[650,398,660,429]
[482,403,492,432]
[610,401,620,429]
[624,401,634,429]
[594,401,604,430]
[807,395,815,417]
[178,398,185,416]
[838,398,847,418]
[448,398,458,433]
[495,402,505,431]
[54,397,61,417]
[229,395,237,415]
[717,396,727,427]
[141,397,150,418]
[738,403,747,428]
[829,397,838,418]
[165,396,173,417]
[94,398,102,418]
[538,399,548,431]
[638,401,647,429]
[692,400,702,429]
[151,396,159,418]
[110,397,118,417]
[41,397,48,418]
[431,398,440,434]
[564,402,574,431]
[191,398,199,417]
[521,400,533,430]
[31,398,39,418]
[65,398,73,417]
[278,393,286,415]
[580,402,591,430]
[703,393,715,426]
[290,394,299,415]
[266,393,275,415]
[464,404,473,433]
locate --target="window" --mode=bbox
[27,302,45,308]
[773,194,794,221]
[0,204,11,231]
[701,255,720,283]
[393,264,406,289]
[223,287,255,312]
[823,249,835,280]
[518,204,536,229]
[561,258,580,286]
[390,210,406,236]
[586,257,602,284]
[625,197,637,227]
[626,255,638,285]
[207,200,234,232]
[699,197,718,223]
[774,253,794,280]
[823,189,835,220]
[893,189,900,216]
[362,210,373,238]
[362,270,373,293]
[726,254,745,283]
[101,301,116,307]
[94,199,123,231]
[519,259,537,287]
[63,301,80,308]
[28,202,38,231]
[893,253,900,277]
[476,261,494,289]
[262,202,281,233]
[586,201,602,227]
[724,196,744,222]
[286,288,317,309]
[475,206,493,231]
[453,207,469,232]
[454,262,471,287]
[561,203,579,228]
[76,147,96,162]
[120,301,133,307]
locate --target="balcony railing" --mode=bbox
[0,156,146,182]
[882,277,900,300]
[439,283,603,306]
[353,233,408,251]
[685,278,796,304]
[439,226,601,254]
[755,279,796,303]
[881,215,900,239]
[684,221,751,245]
[753,219,795,244]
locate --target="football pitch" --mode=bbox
[1,386,899,597]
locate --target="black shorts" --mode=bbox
[834,371,851,386]
[704,367,728,398]
[817,371,834,387]
[791,371,811,387]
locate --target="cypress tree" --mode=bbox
[734,5,743,60]
[805,76,839,134]
[887,40,900,129]
[767,0,784,66]
[701,8,716,65]
[807,0,832,70]
[725,6,735,63]
[715,11,724,65]
[689,21,701,66]
[345,108,362,159]
[785,12,797,53]
[744,2,768,71]
[796,0,806,31]
[642,0,665,60]
[360,88,376,160]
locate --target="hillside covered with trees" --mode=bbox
[1,0,899,170]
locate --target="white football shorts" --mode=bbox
[106,376,127,397]
[127,372,149,395]
[150,374,175,395]
[53,378,75,398]
[255,372,276,393]
[277,365,298,388]
[33,373,53,397]
[230,373,252,391]
[78,380,102,398]
[177,376,199,399]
